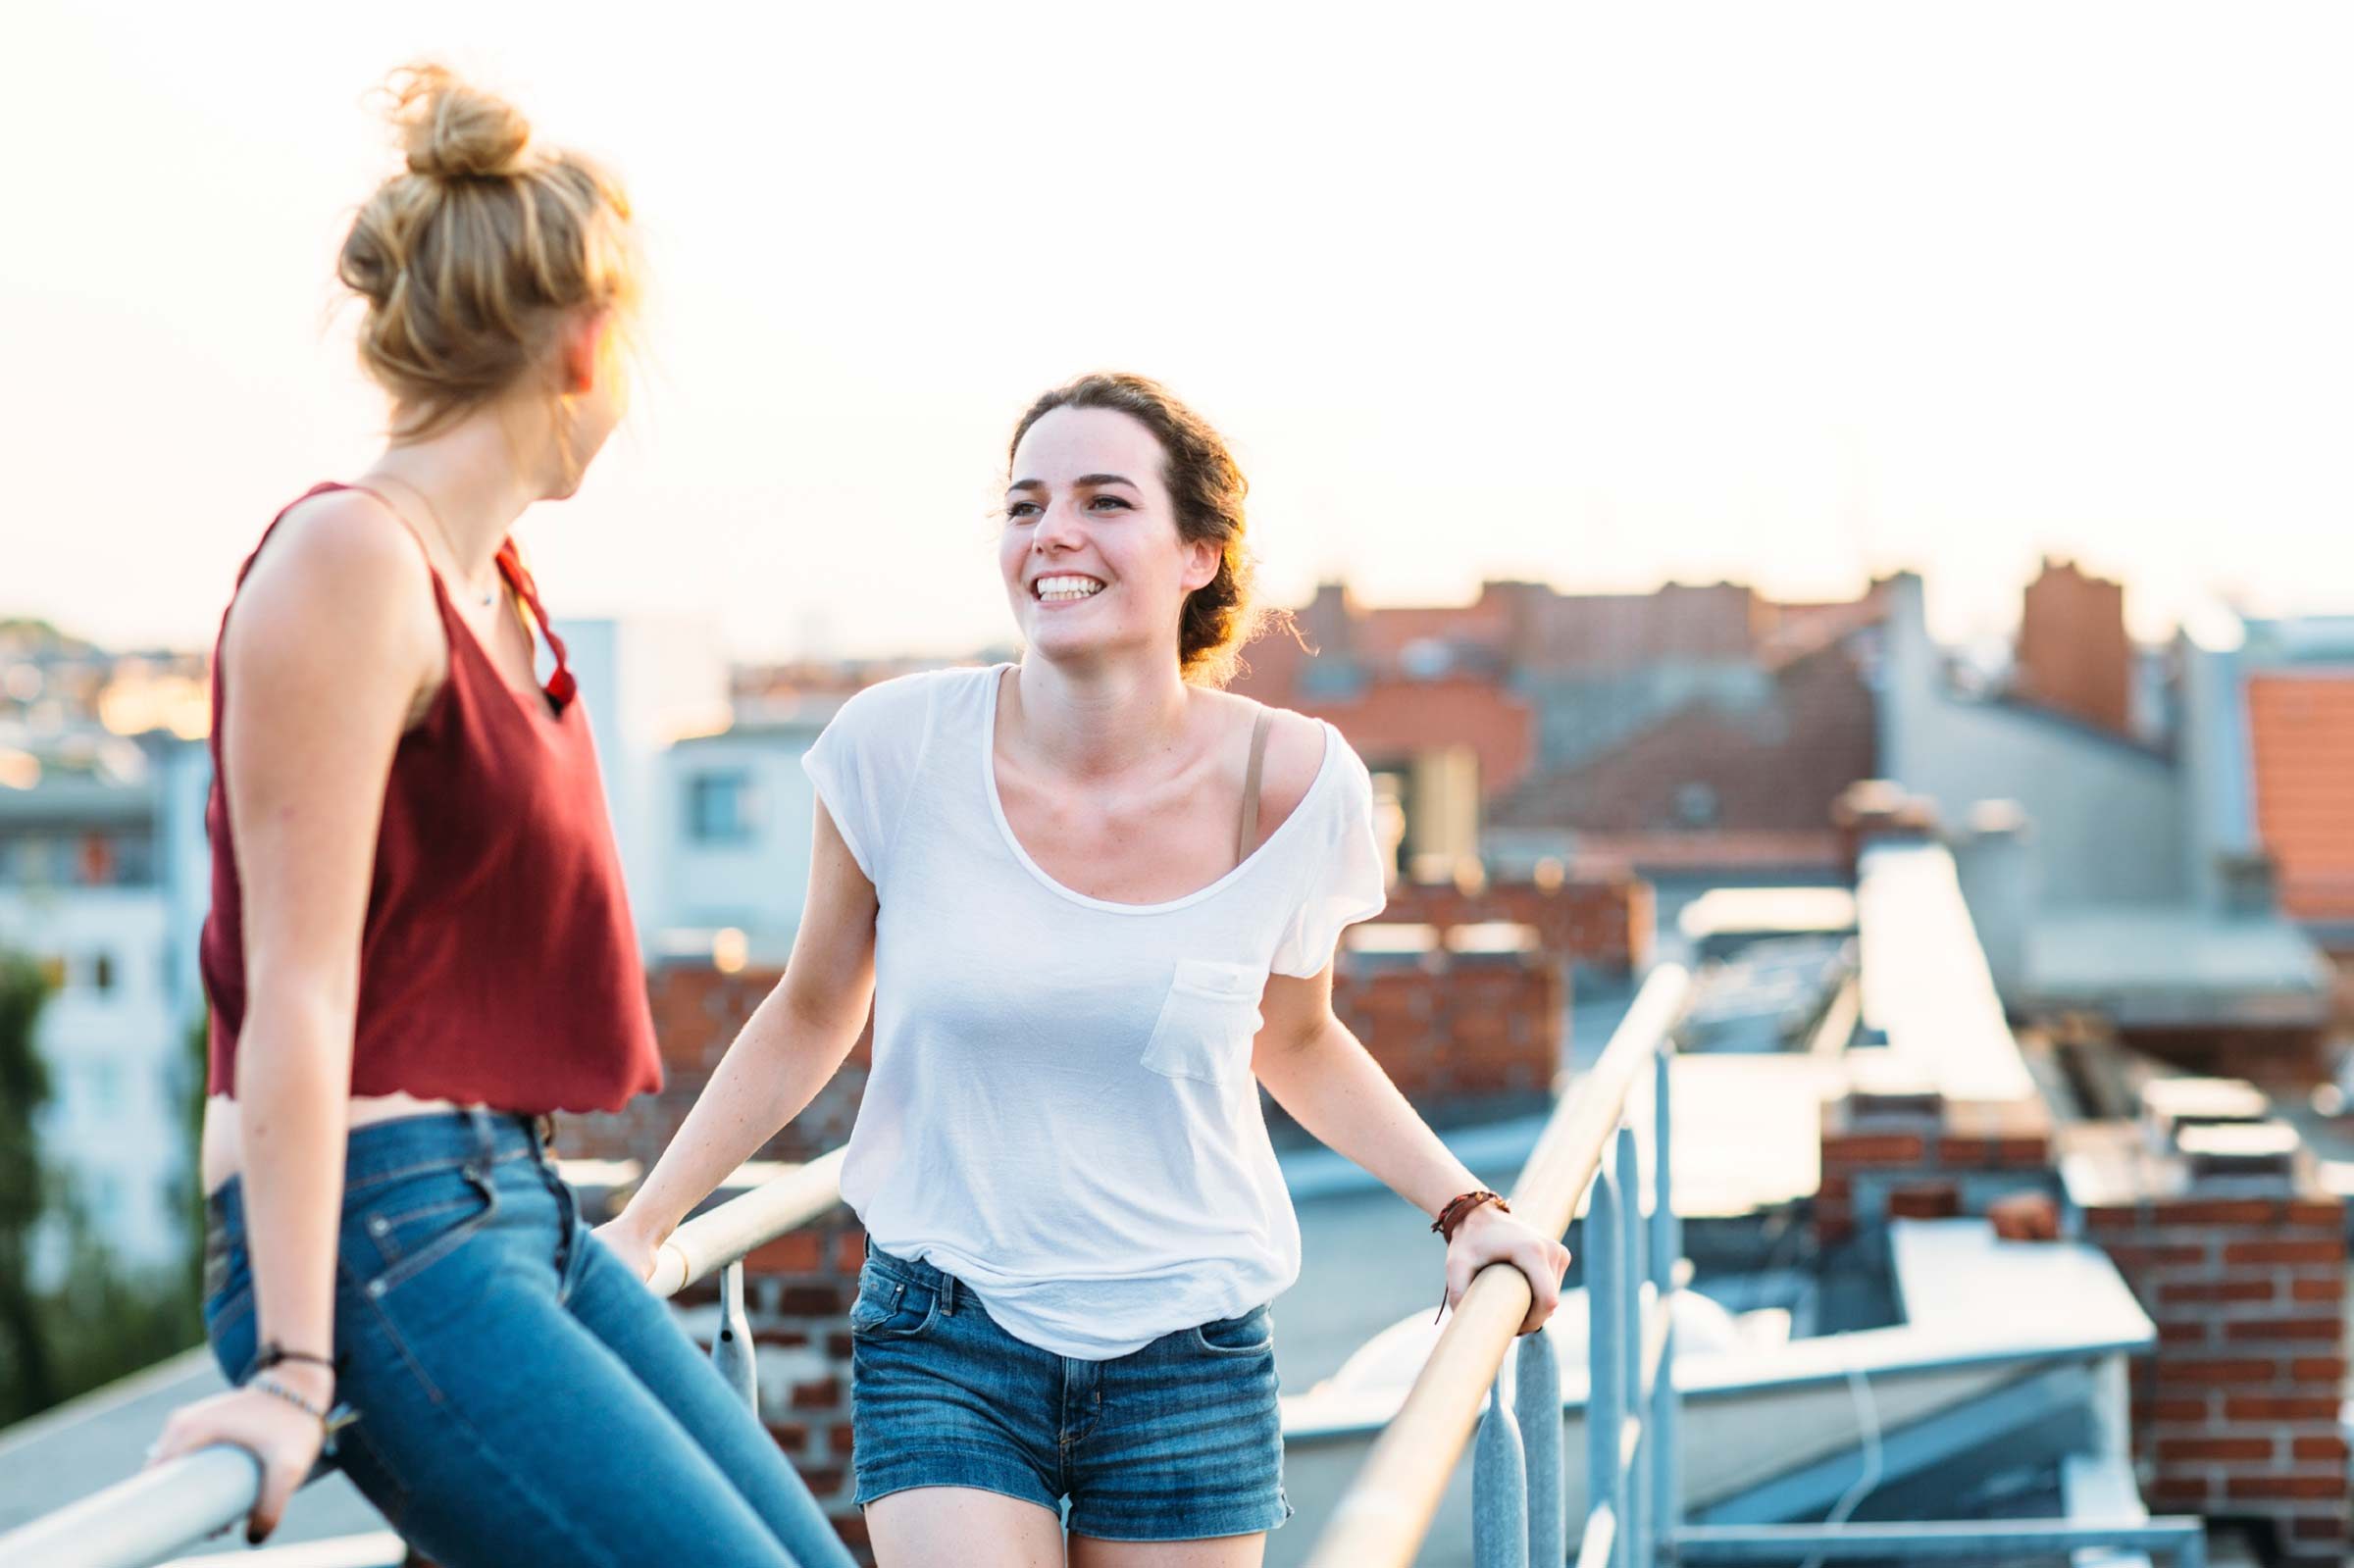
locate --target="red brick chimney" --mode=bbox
[2014,556,2132,735]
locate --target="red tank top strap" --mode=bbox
[493,541,578,711]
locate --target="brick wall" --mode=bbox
[2063,1082,2350,1558]
[562,962,867,1169]
[1377,877,1653,977]
[1331,952,1563,1106]
[1810,1060,2056,1250]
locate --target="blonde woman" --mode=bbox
[147,68,850,1568]
[603,375,1569,1566]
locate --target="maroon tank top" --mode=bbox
[200,483,663,1113]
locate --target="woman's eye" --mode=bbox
[1006,501,1040,521]
[1088,494,1132,511]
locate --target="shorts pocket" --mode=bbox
[848,1266,941,1340]
[1192,1305,1274,1357]
[1141,959,1265,1086]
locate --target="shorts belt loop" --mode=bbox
[943,1270,958,1316]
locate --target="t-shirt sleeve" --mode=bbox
[1270,733,1391,978]
[799,673,940,888]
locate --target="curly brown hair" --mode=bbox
[1007,374,1275,687]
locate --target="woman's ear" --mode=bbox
[558,308,611,396]
[1185,536,1224,594]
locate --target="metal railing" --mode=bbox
[1304,964,1690,1568]
[1300,961,2212,1568]
[0,1147,849,1568]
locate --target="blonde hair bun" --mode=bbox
[395,64,533,179]
[335,62,640,437]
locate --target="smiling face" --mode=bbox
[1000,405,1222,674]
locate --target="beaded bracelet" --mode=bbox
[248,1374,331,1426]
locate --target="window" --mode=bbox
[689,772,756,845]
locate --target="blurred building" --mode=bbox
[0,721,210,1288]
[1230,577,1889,942]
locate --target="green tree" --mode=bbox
[0,950,57,1420]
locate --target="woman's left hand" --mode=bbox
[1445,1202,1572,1335]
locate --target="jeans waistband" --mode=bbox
[863,1239,966,1313]
[206,1109,545,1226]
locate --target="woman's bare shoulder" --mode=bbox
[1231,697,1331,840]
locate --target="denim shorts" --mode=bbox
[848,1245,1291,1542]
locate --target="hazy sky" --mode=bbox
[6,2,2352,659]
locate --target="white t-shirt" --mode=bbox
[801,664,1387,1359]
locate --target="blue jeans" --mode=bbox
[202,1110,854,1568]
[848,1244,1290,1542]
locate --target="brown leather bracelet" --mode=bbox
[1430,1189,1511,1322]
[1431,1189,1510,1243]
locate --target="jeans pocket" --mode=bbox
[348,1164,499,1303]
[1141,960,1265,1086]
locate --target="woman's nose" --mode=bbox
[1033,499,1087,551]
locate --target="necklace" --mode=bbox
[366,474,498,608]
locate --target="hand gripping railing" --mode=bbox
[0,1146,848,1568]
[1302,958,2214,1568]
[1305,965,1692,1568]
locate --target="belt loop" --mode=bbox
[944,1269,959,1316]
[462,1106,496,1178]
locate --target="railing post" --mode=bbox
[1651,1046,1682,1565]
[1586,1160,1627,1568]
[1474,1375,1532,1568]
[713,1259,757,1410]
[1516,1327,1565,1568]
[1614,1126,1647,1568]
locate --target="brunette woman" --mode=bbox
[603,374,1566,1566]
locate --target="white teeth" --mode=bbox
[1035,576,1104,603]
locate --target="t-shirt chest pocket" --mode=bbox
[1140,959,1266,1086]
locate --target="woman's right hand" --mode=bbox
[146,1370,334,1544]
[592,1210,662,1284]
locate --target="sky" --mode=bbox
[4,2,2352,661]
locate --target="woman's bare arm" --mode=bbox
[151,495,440,1538]
[1254,964,1570,1332]
[603,801,880,1259]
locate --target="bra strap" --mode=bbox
[1236,707,1275,862]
